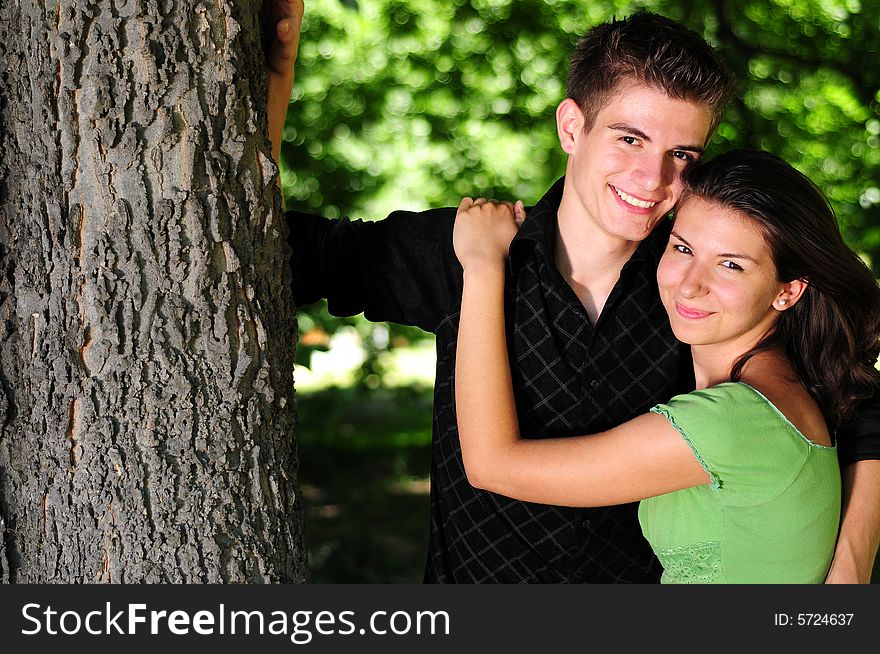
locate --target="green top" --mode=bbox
[638,382,841,584]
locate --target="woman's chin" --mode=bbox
[669,323,710,346]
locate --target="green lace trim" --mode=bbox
[656,541,723,584]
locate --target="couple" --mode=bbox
[453,150,880,582]
[268,4,880,582]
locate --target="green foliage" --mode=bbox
[284,0,880,372]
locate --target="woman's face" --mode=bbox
[656,197,787,351]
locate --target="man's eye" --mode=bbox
[672,150,695,162]
[721,260,744,271]
[621,136,639,145]
[672,244,692,255]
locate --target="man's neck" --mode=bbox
[554,195,641,324]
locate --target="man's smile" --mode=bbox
[610,185,659,210]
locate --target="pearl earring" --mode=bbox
[778,299,787,307]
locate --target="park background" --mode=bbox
[279,0,880,582]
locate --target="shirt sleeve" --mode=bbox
[649,384,810,507]
[286,207,462,333]
[837,393,880,466]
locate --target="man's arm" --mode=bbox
[287,207,461,332]
[827,460,880,583]
[827,396,880,583]
[265,1,462,331]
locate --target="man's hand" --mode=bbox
[266,0,304,163]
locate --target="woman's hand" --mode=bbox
[453,198,525,270]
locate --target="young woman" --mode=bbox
[453,150,880,583]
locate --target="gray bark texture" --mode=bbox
[0,0,307,582]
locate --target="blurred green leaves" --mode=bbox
[283,0,878,253]
[284,0,880,375]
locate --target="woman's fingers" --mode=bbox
[457,198,517,223]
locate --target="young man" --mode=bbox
[267,2,880,583]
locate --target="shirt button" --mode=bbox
[590,379,600,389]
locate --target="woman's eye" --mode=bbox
[720,260,744,271]
[672,244,692,255]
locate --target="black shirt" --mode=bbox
[288,177,880,582]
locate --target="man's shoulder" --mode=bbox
[378,206,458,247]
[379,206,457,239]
[286,204,457,224]
[286,204,458,248]
[388,206,458,220]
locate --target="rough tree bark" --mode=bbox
[0,0,307,582]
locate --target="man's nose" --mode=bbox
[631,153,674,192]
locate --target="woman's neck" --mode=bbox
[690,344,738,389]
[690,339,789,390]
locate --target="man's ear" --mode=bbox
[556,98,585,156]
[774,278,808,312]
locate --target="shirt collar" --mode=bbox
[508,176,671,274]
[509,177,565,271]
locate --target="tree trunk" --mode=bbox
[0,0,306,582]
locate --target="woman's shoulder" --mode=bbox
[735,378,833,448]
[655,380,834,462]
[735,351,833,447]
[658,382,772,421]
[654,381,835,504]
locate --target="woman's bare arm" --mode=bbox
[453,199,709,507]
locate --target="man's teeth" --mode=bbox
[614,187,657,209]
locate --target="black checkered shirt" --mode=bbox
[288,177,880,583]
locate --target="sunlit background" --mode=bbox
[281,0,880,582]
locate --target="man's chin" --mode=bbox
[616,222,659,243]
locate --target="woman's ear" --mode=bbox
[774,278,808,311]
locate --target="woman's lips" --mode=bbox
[675,303,713,320]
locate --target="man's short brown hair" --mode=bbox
[567,13,737,136]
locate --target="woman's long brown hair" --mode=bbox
[680,149,880,428]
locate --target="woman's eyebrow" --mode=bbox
[670,231,759,263]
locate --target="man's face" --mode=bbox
[558,83,714,244]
